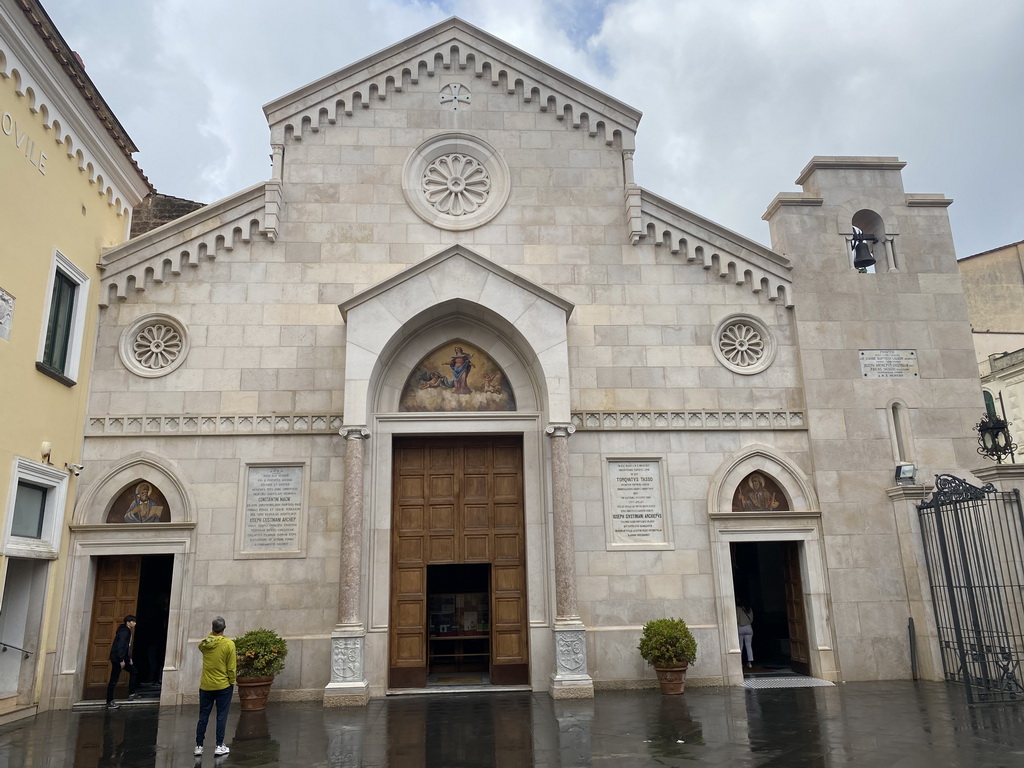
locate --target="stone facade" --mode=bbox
[50,19,986,708]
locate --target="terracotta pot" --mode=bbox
[236,675,275,711]
[653,662,689,695]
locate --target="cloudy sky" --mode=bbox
[43,0,1022,258]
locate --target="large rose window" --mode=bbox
[713,314,776,375]
[422,154,491,216]
[119,314,190,378]
[403,133,509,231]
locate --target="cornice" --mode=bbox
[571,410,806,431]
[795,156,906,186]
[2,0,151,211]
[634,188,794,308]
[96,183,276,306]
[86,413,344,437]
[263,17,640,149]
[905,194,953,208]
[761,193,824,220]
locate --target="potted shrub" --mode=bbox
[638,618,698,694]
[234,628,288,711]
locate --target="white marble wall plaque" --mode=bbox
[242,465,303,553]
[860,349,919,379]
[604,458,673,550]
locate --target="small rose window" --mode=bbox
[119,314,190,378]
[712,314,776,375]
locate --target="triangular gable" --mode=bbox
[263,17,641,148]
[338,244,574,425]
[338,243,574,322]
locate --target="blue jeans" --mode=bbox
[196,685,233,747]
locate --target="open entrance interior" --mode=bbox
[427,563,490,685]
[731,540,810,676]
[82,554,173,701]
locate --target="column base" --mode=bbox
[549,676,594,699]
[550,621,594,699]
[323,681,370,707]
[324,625,369,707]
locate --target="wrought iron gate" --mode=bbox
[918,474,1024,703]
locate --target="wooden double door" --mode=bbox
[390,437,529,687]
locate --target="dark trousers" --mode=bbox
[105,661,138,703]
[196,685,233,747]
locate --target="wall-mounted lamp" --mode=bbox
[41,441,52,464]
[895,462,917,485]
[976,413,1017,464]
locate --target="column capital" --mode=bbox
[545,423,576,439]
[339,425,370,440]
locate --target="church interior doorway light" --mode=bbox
[730,541,811,675]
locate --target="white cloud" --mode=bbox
[43,0,1024,255]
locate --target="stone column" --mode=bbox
[324,426,370,707]
[546,424,594,699]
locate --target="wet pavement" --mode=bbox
[1,681,1023,767]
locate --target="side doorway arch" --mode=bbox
[708,446,837,685]
[53,453,197,708]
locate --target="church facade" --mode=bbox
[50,19,985,708]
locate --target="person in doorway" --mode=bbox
[737,603,754,669]
[105,615,138,709]
[195,616,236,757]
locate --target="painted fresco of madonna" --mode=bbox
[400,341,516,412]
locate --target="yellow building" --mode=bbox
[0,0,149,720]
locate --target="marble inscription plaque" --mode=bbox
[860,349,919,379]
[607,459,669,547]
[243,465,302,551]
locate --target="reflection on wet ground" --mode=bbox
[0,681,1022,766]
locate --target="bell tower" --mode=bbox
[762,156,983,680]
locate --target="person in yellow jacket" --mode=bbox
[194,617,236,757]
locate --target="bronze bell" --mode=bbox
[852,238,876,269]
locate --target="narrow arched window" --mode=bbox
[889,401,913,463]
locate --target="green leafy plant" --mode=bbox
[638,618,697,666]
[234,628,288,677]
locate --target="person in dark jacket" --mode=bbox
[105,615,138,709]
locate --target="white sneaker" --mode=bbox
[214,744,230,756]
[194,745,203,756]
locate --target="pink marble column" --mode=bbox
[547,424,579,620]
[546,423,593,698]
[338,426,368,626]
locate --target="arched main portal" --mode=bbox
[334,245,585,698]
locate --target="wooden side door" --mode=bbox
[488,440,528,684]
[390,443,432,688]
[83,556,140,700]
[782,541,811,676]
